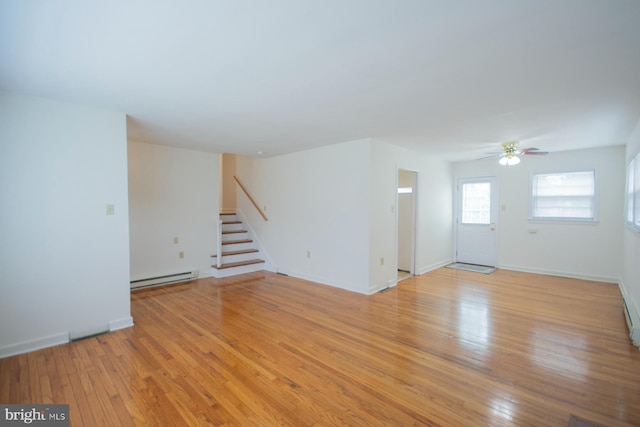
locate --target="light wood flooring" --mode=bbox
[1,268,639,426]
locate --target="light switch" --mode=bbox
[106,204,115,216]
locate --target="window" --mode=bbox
[626,153,640,231]
[531,170,596,221]
[461,182,491,224]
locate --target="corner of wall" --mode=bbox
[109,317,134,332]
[417,259,453,275]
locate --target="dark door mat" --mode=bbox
[446,262,496,274]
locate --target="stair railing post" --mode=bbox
[216,219,223,268]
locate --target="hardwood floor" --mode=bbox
[1,268,639,426]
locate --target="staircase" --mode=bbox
[211,213,265,278]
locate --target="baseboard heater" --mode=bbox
[622,294,640,347]
[130,270,199,290]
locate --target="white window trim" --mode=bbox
[626,152,640,233]
[529,169,598,223]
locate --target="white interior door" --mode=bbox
[456,177,498,267]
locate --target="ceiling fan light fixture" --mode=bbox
[499,155,520,166]
[498,141,522,166]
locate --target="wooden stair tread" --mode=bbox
[212,259,265,269]
[214,212,264,274]
[211,249,259,258]
[221,239,252,245]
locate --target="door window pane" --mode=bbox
[462,182,491,224]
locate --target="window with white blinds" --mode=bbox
[626,154,640,230]
[531,170,596,221]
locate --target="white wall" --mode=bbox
[128,141,218,282]
[236,140,372,293]
[369,140,453,293]
[220,153,237,213]
[0,94,132,357]
[452,146,625,282]
[623,119,640,344]
[235,139,453,294]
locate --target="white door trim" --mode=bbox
[396,168,418,277]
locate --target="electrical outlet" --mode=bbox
[179,251,184,259]
[173,237,179,244]
[306,250,311,258]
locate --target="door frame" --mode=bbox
[396,168,418,278]
[454,176,499,267]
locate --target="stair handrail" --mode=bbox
[233,176,268,221]
[216,219,223,268]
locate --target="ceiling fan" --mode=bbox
[479,141,549,166]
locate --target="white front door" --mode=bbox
[456,177,498,267]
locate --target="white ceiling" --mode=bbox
[2,0,640,161]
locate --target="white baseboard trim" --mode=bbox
[0,332,69,359]
[368,280,397,295]
[366,259,453,295]
[109,316,134,332]
[497,264,619,284]
[0,316,135,359]
[417,259,453,276]
[286,270,365,294]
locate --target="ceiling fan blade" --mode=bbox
[522,150,549,155]
[476,153,504,160]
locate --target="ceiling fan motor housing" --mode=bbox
[502,141,519,158]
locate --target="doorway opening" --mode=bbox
[397,169,417,281]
